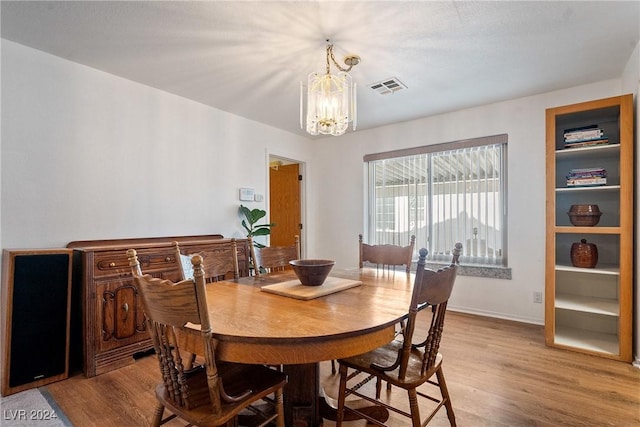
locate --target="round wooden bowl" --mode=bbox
[289,259,335,286]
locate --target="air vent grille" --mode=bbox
[369,77,407,95]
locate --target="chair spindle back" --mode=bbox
[397,243,461,379]
[250,235,300,275]
[127,249,222,413]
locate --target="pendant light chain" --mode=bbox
[326,43,355,73]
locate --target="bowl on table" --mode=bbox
[289,259,335,286]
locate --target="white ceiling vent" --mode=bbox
[369,77,407,95]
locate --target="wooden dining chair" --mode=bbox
[250,235,300,276]
[174,240,240,282]
[335,243,462,427]
[127,249,287,427]
[330,234,418,375]
[359,234,416,274]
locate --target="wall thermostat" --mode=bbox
[239,188,255,201]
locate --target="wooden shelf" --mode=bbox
[555,293,619,316]
[555,185,620,193]
[554,325,619,356]
[555,264,619,275]
[555,143,619,159]
[554,226,621,234]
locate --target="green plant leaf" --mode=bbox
[239,204,273,239]
[239,204,252,221]
[248,208,266,224]
[252,227,271,236]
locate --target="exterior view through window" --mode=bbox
[365,134,507,267]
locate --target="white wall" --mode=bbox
[1,40,311,249]
[310,79,626,325]
[1,39,636,330]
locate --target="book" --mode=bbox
[563,124,599,134]
[564,132,604,142]
[564,138,608,148]
[568,167,606,175]
[567,177,607,187]
[564,130,604,142]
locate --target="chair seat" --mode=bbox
[156,362,287,426]
[339,340,443,388]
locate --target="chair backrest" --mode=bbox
[359,234,416,273]
[174,240,240,282]
[397,243,461,379]
[250,235,300,275]
[127,249,224,414]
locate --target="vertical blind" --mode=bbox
[365,135,507,266]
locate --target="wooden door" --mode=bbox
[269,163,301,248]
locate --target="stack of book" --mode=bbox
[563,125,608,148]
[566,167,607,187]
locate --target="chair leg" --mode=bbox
[151,402,164,427]
[331,359,336,374]
[275,388,285,427]
[407,388,421,427]
[436,367,456,426]
[335,365,349,427]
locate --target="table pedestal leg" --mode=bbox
[282,363,320,426]
[319,396,390,424]
[282,363,390,426]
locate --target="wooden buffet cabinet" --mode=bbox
[67,235,250,377]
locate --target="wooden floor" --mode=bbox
[44,312,640,426]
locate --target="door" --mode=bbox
[269,163,301,248]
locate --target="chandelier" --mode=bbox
[300,41,360,136]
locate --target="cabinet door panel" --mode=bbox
[97,279,146,353]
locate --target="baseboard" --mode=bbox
[451,307,640,368]
[447,306,544,326]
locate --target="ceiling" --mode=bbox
[2,1,639,139]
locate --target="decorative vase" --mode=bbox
[567,204,602,226]
[570,239,598,268]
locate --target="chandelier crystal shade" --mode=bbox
[300,42,360,136]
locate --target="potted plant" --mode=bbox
[239,205,274,248]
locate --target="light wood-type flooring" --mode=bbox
[44,312,640,426]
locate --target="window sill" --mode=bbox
[422,262,512,280]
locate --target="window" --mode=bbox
[365,134,507,267]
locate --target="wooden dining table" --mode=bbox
[180,267,415,426]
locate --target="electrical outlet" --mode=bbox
[533,291,543,304]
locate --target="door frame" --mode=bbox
[266,153,306,258]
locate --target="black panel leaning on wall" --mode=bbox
[1,249,73,396]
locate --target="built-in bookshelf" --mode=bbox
[544,94,633,362]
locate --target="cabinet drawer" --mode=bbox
[93,249,177,278]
